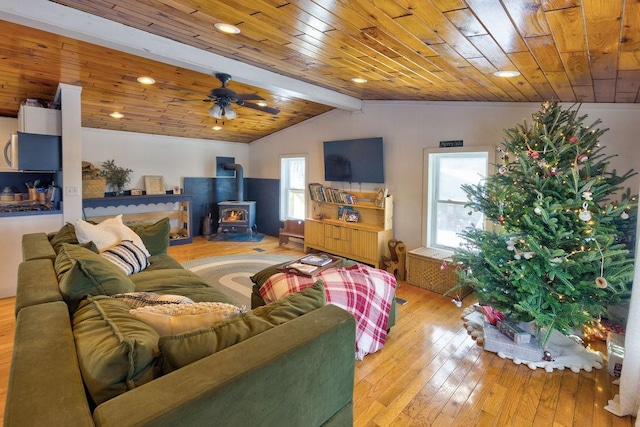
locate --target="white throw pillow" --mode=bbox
[75,214,150,256]
[112,292,194,308]
[129,302,244,336]
[100,240,150,275]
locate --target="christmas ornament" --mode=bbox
[579,202,592,221]
[582,190,592,201]
[534,206,542,215]
[550,257,563,263]
[498,215,504,222]
[569,136,579,144]
[621,212,629,220]
[527,150,540,159]
[578,154,588,163]
[542,351,554,362]
[595,276,608,289]
[550,167,559,176]
[498,165,507,175]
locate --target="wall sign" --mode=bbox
[439,140,463,147]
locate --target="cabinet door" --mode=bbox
[304,220,324,247]
[19,106,62,136]
[350,229,378,261]
[324,224,350,253]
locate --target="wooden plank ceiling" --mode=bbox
[2,0,639,143]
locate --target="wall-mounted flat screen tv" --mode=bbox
[323,137,384,184]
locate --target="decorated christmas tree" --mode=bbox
[454,101,637,347]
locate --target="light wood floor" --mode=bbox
[0,236,633,426]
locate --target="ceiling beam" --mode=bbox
[0,0,363,112]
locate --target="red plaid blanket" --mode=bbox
[259,264,397,360]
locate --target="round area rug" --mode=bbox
[182,254,294,308]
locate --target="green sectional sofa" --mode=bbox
[5,220,356,427]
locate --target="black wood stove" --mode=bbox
[215,163,257,238]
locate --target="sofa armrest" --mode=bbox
[15,259,63,316]
[4,302,94,427]
[93,304,356,427]
[22,232,56,261]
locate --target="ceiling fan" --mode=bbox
[173,73,280,120]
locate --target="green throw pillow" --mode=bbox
[57,243,136,303]
[73,296,160,405]
[128,218,171,256]
[159,282,327,373]
[50,223,79,254]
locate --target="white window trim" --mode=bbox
[279,154,308,221]
[422,146,496,249]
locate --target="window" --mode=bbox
[423,147,494,251]
[280,156,306,220]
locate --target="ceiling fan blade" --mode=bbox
[166,98,212,103]
[239,101,280,115]
[235,93,265,101]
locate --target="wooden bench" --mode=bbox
[279,220,305,246]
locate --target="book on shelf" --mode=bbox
[307,183,358,205]
[300,254,333,266]
[283,262,317,274]
[375,187,388,207]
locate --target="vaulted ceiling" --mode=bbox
[1,0,639,143]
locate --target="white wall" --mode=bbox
[82,128,250,192]
[249,101,640,251]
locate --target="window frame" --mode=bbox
[422,146,495,251]
[279,155,308,221]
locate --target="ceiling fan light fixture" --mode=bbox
[224,104,237,120]
[136,76,155,85]
[212,125,223,131]
[351,77,368,84]
[493,70,520,78]
[209,104,223,119]
[256,101,268,107]
[215,23,241,34]
[109,111,124,119]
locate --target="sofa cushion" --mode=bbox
[252,280,326,325]
[75,214,150,256]
[57,243,135,303]
[112,292,195,308]
[100,240,150,275]
[130,302,244,336]
[73,296,160,405]
[159,281,326,373]
[130,267,234,304]
[127,218,171,256]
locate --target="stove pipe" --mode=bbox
[223,163,244,202]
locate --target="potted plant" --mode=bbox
[100,159,132,195]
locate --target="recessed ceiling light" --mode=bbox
[214,23,241,34]
[212,125,223,131]
[109,112,124,119]
[137,76,156,85]
[493,70,521,78]
[256,101,268,107]
[351,77,368,84]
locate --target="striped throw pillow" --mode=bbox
[101,240,149,275]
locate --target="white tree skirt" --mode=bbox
[462,308,604,373]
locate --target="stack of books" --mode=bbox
[281,254,335,276]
